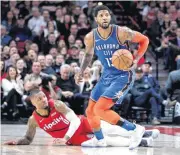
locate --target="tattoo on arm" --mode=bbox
[80,51,93,74]
[17,117,37,145]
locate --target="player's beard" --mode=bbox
[99,22,110,29]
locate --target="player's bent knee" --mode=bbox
[85,107,93,118]
[93,107,104,117]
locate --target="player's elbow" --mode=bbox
[144,35,149,45]
[139,35,149,47]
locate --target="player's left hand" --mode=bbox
[4,140,18,145]
[129,59,138,70]
[53,138,66,145]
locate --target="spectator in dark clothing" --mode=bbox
[16,58,28,80]
[25,49,37,72]
[148,10,164,47]
[41,33,57,55]
[42,54,56,75]
[158,28,180,71]
[1,25,12,46]
[164,20,178,41]
[166,69,180,124]
[9,14,32,42]
[57,14,71,37]
[72,6,81,24]
[130,67,162,125]
[2,10,16,32]
[56,64,84,114]
[53,54,65,75]
[142,61,161,93]
[166,69,180,102]
[66,45,80,64]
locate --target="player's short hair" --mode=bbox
[94,5,111,17]
[29,89,41,98]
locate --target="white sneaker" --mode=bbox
[129,124,145,150]
[144,129,160,139]
[140,137,153,147]
[81,137,107,147]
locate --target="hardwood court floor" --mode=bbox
[1,124,180,155]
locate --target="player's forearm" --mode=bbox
[132,32,149,62]
[80,52,93,74]
[64,110,81,139]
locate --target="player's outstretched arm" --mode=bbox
[118,26,149,62]
[54,100,81,141]
[75,32,94,84]
[4,116,38,145]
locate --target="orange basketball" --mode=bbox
[112,49,133,70]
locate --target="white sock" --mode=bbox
[101,120,130,138]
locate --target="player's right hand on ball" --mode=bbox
[4,140,18,145]
[74,72,83,85]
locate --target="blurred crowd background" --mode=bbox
[1,1,180,125]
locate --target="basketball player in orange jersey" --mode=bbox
[75,5,149,149]
[4,90,159,147]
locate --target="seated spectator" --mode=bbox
[57,39,67,52]
[58,14,72,37]
[49,47,58,59]
[24,61,51,92]
[41,33,57,55]
[29,43,39,53]
[67,34,76,48]
[56,64,84,114]
[28,7,46,37]
[1,46,10,60]
[1,25,12,46]
[158,28,180,71]
[4,53,20,71]
[41,54,56,75]
[70,62,78,76]
[9,14,32,42]
[1,67,24,119]
[55,7,64,23]
[166,69,180,124]
[42,21,59,39]
[25,49,37,72]
[16,58,27,80]
[53,54,65,75]
[79,67,97,97]
[66,45,80,64]
[8,40,17,48]
[164,20,177,41]
[75,38,84,49]
[142,61,160,94]
[0,60,7,81]
[72,6,81,24]
[2,10,16,32]
[70,24,79,38]
[60,47,69,59]
[162,14,171,33]
[130,67,162,125]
